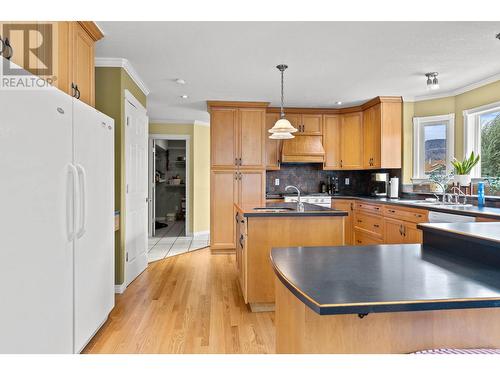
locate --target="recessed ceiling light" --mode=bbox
[180,95,188,99]
[176,79,186,85]
[336,101,342,105]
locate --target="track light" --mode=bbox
[425,72,439,91]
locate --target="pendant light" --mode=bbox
[268,64,297,138]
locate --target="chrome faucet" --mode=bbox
[285,185,304,212]
[450,186,468,205]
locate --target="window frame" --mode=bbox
[412,113,455,182]
[463,100,500,179]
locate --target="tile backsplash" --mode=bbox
[266,164,402,196]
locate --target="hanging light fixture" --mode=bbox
[425,72,439,91]
[268,64,297,138]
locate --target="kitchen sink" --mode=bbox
[253,207,295,213]
[400,200,472,208]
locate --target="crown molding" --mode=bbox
[405,71,500,103]
[95,57,150,97]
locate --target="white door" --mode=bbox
[0,84,74,353]
[73,99,115,353]
[125,97,148,286]
[148,139,156,237]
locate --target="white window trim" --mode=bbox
[412,113,455,181]
[463,100,500,179]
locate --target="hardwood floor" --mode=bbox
[83,248,275,354]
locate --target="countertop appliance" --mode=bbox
[284,194,332,208]
[0,60,115,354]
[370,172,389,197]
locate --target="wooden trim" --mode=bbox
[266,96,402,115]
[77,21,104,41]
[207,101,270,110]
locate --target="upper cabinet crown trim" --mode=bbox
[207,101,270,110]
[77,21,104,41]
[95,57,150,96]
[266,96,402,115]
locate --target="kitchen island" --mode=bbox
[271,223,500,353]
[234,202,347,312]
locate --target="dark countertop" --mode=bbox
[271,245,500,315]
[418,222,500,245]
[234,202,348,218]
[267,193,500,219]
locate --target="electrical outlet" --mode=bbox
[345,178,350,185]
[275,178,280,186]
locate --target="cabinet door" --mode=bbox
[384,218,405,244]
[71,22,95,106]
[301,114,323,135]
[332,200,353,245]
[239,170,265,206]
[363,105,381,169]
[239,108,265,169]
[284,113,301,131]
[210,170,238,250]
[403,222,423,244]
[323,115,342,170]
[211,108,238,169]
[354,229,382,246]
[265,113,281,170]
[340,112,363,169]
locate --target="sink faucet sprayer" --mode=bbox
[285,185,304,212]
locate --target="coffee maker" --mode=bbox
[369,173,389,197]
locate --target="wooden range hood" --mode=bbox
[281,135,325,163]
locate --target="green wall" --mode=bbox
[95,66,147,286]
[403,79,500,184]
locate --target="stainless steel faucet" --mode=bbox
[285,185,304,212]
[450,186,467,205]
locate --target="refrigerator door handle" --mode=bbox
[76,164,87,238]
[67,164,79,241]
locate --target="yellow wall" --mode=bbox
[149,122,211,235]
[95,66,147,285]
[193,124,210,233]
[403,79,500,184]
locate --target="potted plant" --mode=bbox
[451,151,480,186]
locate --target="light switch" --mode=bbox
[345,178,350,185]
[275,178,280,186]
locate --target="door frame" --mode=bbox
[148,134,191,236]
[124,89,148,288]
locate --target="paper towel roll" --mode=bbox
[390,177,399,198]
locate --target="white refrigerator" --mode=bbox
[0,62,115,353]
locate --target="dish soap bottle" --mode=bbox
[477,181,485,208]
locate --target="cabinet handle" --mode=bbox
[373,224,380,228]
[2,37,13,60]
[239,172,242,181]
[239,157,242,165]
[235,158,238,166]
[340,160,343,168]
[239,234,244,249]
[357,240,362,244]
[235,172,238,180]
[374,207,380,211]
[350,203,354,211]
[357,219,362,223]
[389,209,396,213]
[235,212,239,223]
[415,214,422,218]
[399,224,403,236]
[403,225,407,237]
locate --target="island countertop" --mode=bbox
[271,244,500,315]
[235,202,348,217]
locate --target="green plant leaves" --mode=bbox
[452,151,480,175]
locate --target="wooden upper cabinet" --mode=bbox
[300,114,323,135]
[362,100,402,169]
[239,108,266,169]
[340,112,363,169]
[323,115,341,170]
[265,113,281,170]
[71,22,95,106]
[283,113,322,135]
[211,108,238,169]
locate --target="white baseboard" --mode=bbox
[193,230,210,238]
[114,283,126,294]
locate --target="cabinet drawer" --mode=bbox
[355,202,383,215]
[354,229,383,246]
[383,205,428,223]
[354,212,383,238]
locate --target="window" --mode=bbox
[464,101,500,196]
[413,114,455,180]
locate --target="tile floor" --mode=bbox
[147,221,209,263]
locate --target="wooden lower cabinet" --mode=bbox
[354,229,382,245]
[210,169,265,253]
[235,214,247,301]
[331,199,354,244]
[384,217,423,244]
[354,211,384,239]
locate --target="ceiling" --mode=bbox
[95,22,500,123]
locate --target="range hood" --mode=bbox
[281,135,325,163]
